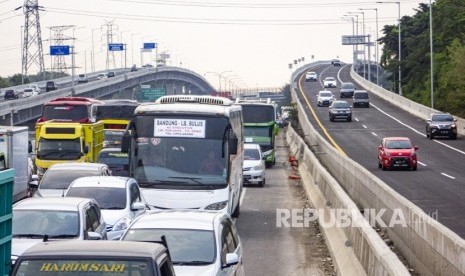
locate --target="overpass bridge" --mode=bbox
[0,66,216,125]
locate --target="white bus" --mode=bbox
[122,95,243,217]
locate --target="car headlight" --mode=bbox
[112,217,132,232]
[205,200,228,211]
[451,123,457,128]
[253,164,263,171]
[262,150,272,156]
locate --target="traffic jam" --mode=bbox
[2,95,283,276]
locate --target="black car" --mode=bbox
[45,81,57,92]
[4,89,19,100]
[339,82,355,98]
[107,71,116,78]
[130,65,138,72]
[426,113,457,140]
[352,90,370,108]
[329,100,352,122]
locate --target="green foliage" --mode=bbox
[378,0,465,117]
[0,77,10,88]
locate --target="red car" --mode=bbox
[378,137,418,171]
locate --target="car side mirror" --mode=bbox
[378,145,383,150]
[224,253,239,267]
[28,141,33,153]
[414,146,419,151]
[83,145,89,154]
[28,180,39,190]
[131,202,146,211]
[454,119,457,122]
[87,231,103,240]
[426,119,431,123]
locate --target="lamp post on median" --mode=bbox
[429,0,434,109]
[206,71,232,91]
[359,8,379,85]
[342,15,356,65]
[348,11,367,80]
[377,1,402,96]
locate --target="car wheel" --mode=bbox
[381,163,387,170]
[378,161,382,169]
[330,116,334,122]
[412,165,417,171]
[366,103,370,108]
[259,179,265,187]
[347,116,352,122]
[426,130,429,138]
[451,134,457,140]
[429,132,434,140]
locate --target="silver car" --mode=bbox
[11,197,107,264]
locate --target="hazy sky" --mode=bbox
[0,0,427,89]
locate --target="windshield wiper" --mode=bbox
[47,234,77,239]
[13,234,45,238]
[173,261,212,266]
[168,177,218,189]
[37,151,61,158]
[59,151,81,157]
[138,180,188,187]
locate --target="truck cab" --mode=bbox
[38,97,103,123]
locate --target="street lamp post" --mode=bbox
[359,8,379,85]
[349,11,366,79]
[342,16,356,65]
[378,1,401,95]
[429,0,434,108]
[206,71,232,91]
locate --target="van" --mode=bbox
[11,241,176,276]
[339,82,355,98]
[353,90,370,108]
[45,81,57,92]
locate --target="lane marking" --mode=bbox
[371,103,465,156]
[371,132,378,137]
[240,187,247,206]
[355,118,360,122]
[362,125,367,129]
[441,173,456,179]
[298,70,347,156]
[417,161,427,167]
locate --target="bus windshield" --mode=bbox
[244,126,272,146]
[42,105,88,122]
[96,105,137,121]
[241,105,275,123]
[133,115,230,188]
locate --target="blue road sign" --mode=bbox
[109,43,124,51]
[50,45,70,56]
[143,42,157,49]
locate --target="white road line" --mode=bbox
[371,132,378,137]
[355,118,360,122]
[362,125,367,129]
[239,187,247,206]
[441,173,456,179]
[417,161,427,167]
[371,103,465,156]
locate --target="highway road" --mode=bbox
[296,63,465,238]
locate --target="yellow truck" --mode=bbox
[35,121,104,176]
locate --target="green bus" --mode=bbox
[236,99,279,167]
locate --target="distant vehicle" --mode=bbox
[11,197,107,264]
[96,73,106,80]
[22,88,39,98]
[77,74,88,83]
[65,176,147,240]
[426,113,457,140]
[305,71,318,82]
[211,91,233,100]
[142,64,153,68]
[331,59,341,66]
[329,100,352,122]
[31,162,111,197]
[323,77,337,88]
[107,71,116,78]
[130,65,138,72]
[317,90,334,107]
[352,90,370,108]
[97,148,129,176]
[38,96,103,123]
[121,210,244,276]
[4,89,20,100]
[339,82,355,98]
[378,137,418,171]
[243,143,265,187]
[26,84,41,95]
[11,241,176,276]
[45,81,57,92]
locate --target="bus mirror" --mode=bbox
[28,141,33,153]
[83,145,89,154]
[229,136,238,155]
[121,134,131,153]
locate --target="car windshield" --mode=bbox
[123,228,216,264]
[244,148,261,160]
[354,93,368,99]
[66,187,126,209]
[325,78,335,81]
[431,114,453,122]
[385,140,413,149]
[320,92,332,97]
[332,102,349,108]
[341,83,354,89]
[40,169,101,189]
[13,210,79,237]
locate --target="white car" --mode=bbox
[96,73,106,80]
[317,90,335,107]
[323,77,337,88]
[305,71,318,82]
[22,88,39,98]
[243,143,265,187]
[77,74,88,83]
[121,210,244,276]
[11,197,106,264]
[65,176,148,240]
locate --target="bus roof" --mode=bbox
[100,99,140,106]
[46,97,103,106]
[135,95,242,116]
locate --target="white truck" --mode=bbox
[0,126,33,202]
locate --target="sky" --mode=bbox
[0,0,428,90]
